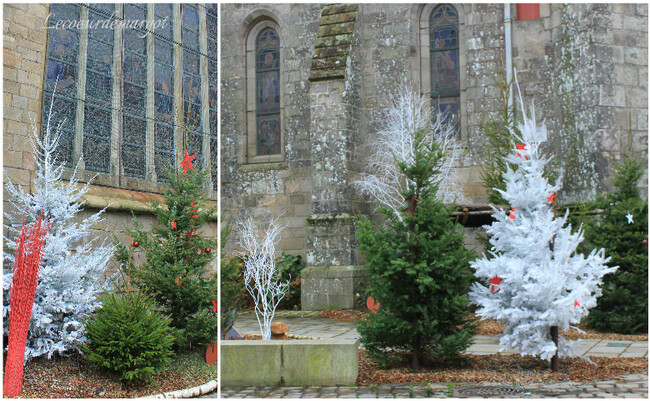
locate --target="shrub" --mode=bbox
[84,291,175,383]
[276,252,306,310]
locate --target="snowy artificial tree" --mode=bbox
[354,85,466,219]
[469,101,617,370]
[237,218,289,340]
[3,102,113,360]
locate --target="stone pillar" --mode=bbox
[301,4,367,310]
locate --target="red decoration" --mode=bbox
[517,4,540,21]
[488,274,503,293]
[171,220,177,230]
[180,152,195,174]
[367,296,380,314]
[206,342,217,366]
[133,241,139,247]
[515,143,529,160]
[547,193,557,203]
[574,299,580,308]
[175,277,181,286]
[509,207,516,221]
[211,299,218,313]
[205,248,211,254]
[4,214,48,397]
[191,202,199,219]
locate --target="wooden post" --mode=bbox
[550,325,559,371]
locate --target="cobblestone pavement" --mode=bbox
[221,373,648,398]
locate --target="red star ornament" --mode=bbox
[180,152,195,174]
[211,299,218,313]
[171,219,177,230]
[488,274,503,293]
[547,193,557,203]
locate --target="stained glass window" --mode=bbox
[122,4,147,179]
[83,4,114,173]
[41,4,217,193]
[154,3,175,181]
[430,4,460,136]
[43,4,81,166]
[256,27,281,156]
[207,4,218,187]
[182,4,203,169]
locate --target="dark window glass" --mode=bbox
[182,4,202,168]
[154,8,175,181]
[43,4,81,167]
[83,105,112,173]
[430,4,460,136]
[255,27,281,156]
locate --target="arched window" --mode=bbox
[429,4,460,135]
[255,27,281,156]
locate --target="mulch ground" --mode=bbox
[13,351,215,398]
[357,351,648,385]
[317,310,649,341]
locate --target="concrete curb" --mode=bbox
[140,380,217,399]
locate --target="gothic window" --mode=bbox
[429,4,460,136]
[182,4,203,169]
[207,4,218,187]
[255,27,281,156]
[154,4,176,180]
[42,4,217,192]
[43,4,80,166]
[122,3,148,179]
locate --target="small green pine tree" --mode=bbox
[356,128,477,371]
[583,156,648,334]
[117,166,217,347]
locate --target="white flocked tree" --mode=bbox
[3,98,114,360]
[237,217,289,340]
[354,85,466,219]
[469,96,617,370]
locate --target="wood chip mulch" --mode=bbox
[318,310,648,341]
[14,352,211,399]
[357,351,648,385]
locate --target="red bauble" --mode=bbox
[133,241,139,247]
[205,248,211,254]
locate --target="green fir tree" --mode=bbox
[583,156,648,334]
[356,127,477,371]
[117,165,217,347]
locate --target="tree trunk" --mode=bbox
[550,325,559,371]
[412,332,421,371]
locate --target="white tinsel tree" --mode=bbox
[3,100,114,360]
[237,218,289,340]
[469,100,616,368]
[354,85,466,219]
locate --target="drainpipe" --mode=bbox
[504,3,513,108]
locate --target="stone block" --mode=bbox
[221,339,358,387]
[281,340,359,386]
[301,265,368,310]
[220,340,283,386]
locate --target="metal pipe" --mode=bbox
[504,3,513,108]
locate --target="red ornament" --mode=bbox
[211,299,218,313]
[133,241,139,247]
[171,220,177,230]
[175,277,181,286]
[547,193,557,203]
[515,143,529,160]
[205,248,211,254]
[180,152,195,174]
[191,202,199,218]
[367,296,380,314]
[509,207,516,221]
[574,299,580,308]
[488,274,503,293]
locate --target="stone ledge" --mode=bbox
[306,212,356,223]
[239,161,287,173]
[221,339,358,386]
